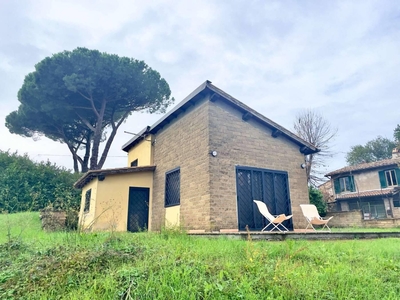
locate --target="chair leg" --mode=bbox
[270,224,283,232]
[305,221,316,231]
[261,221,273,231]
[278,223,289,231]
[306,221,331,232]
[321,223,331,232]
[262,222,284,232]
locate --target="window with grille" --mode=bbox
[165,168,180,207]
[84,189,91,213]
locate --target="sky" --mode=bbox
[1,0,399,176]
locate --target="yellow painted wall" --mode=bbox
[78,179,99,231]
[165,205,180,228]
[127,135,154,167]
[79,171,154,232]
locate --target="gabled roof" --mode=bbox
[326,158,400,177]
[74,166,156,189]
[122,80,319,154]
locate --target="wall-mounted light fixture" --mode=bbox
[210,150,218,157]
[300,163,307,169]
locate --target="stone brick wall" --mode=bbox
[392,207,400,218]
[152,97,211,231]
[363,218,400,228]
[325,210,363,227]
[326,210,400,228]
[40,209,66,231]
[208,100,310,229]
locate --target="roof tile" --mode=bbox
[326,158,400,176]
[336,188,395,200]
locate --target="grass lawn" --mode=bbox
[1,212,400,299]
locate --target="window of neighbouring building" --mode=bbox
[333,176,355,194]
[361,202,386,219]
[165,168,180,207]
[84,189,91,213]
[379,169,400,188]
[130,159,138,167]
[393,200,400,208]
[348,202,359,210]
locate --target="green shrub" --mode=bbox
[309,186,327,216]
[0,150,80,213]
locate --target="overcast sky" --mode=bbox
[1,0,399,176]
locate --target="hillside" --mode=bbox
[1,212,400,299]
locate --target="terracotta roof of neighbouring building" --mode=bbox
[121,80,319,155]
[325,158,400,177]
[335,188,398,200]
[74,166,156,189]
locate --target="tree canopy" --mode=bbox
[293,109,337,186]
[346,136,397,165]
[6,48,173,172]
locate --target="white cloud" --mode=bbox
[0,0,399,174]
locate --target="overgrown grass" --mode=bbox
[1,212,400,299]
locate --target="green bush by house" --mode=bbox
[0,150,80,213]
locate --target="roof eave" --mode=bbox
[74,166,156,189]
[326,161,400,177]
[205,83,320,153]
[121,80,320,154]
[121,81,210,152]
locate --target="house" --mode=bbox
[325,149,400,221]
[75,80,319,232]
[318,180,334,203]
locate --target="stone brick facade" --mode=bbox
[151,95,310,231]
[152,98,211,230]
[208,100,309,230]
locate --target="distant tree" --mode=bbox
[309,186,327,216]
[6,48,173,172]
[0,150,80,213]
[294,109,337,186]
[346,136,397,166]
[394,125,400,144]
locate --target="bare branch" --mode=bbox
[294,109,337,186]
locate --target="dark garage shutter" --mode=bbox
[236,166,292,231]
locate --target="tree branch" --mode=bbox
[75,112,95,132]
[97,111,130,168]
[77,90,100,118]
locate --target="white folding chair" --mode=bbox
[300,204,333,232]
[253,200,292,232]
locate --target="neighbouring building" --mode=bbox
[318,180,334,204]
[75,80,319,232]
[325,150,400,220]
